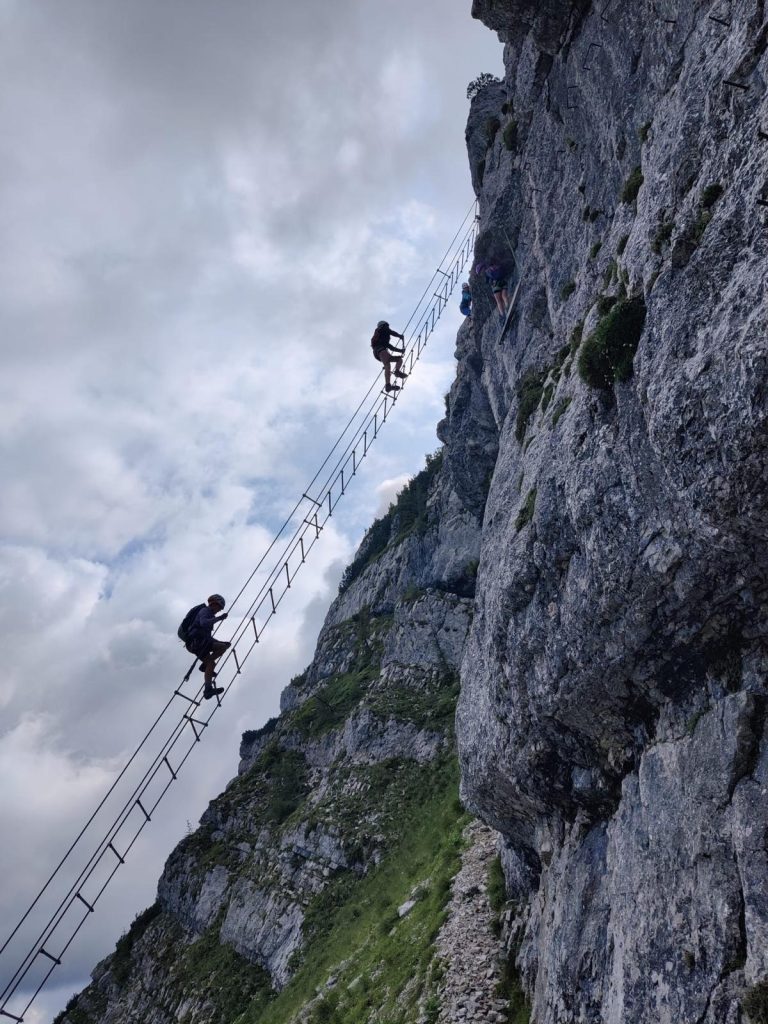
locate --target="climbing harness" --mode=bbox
[0,199,479,1024]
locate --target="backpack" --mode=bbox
[178,604,205,643]
[371,324,389,349]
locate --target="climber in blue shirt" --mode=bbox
[459,282,472,317]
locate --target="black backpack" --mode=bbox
[178,604,205,643]
[371,324,389,349]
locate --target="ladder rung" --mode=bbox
[108,842,125,865]
[174,689,200,707]
[183,714,208,742]
[38,948,61,966]
[75,892,95,913]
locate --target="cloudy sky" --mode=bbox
[0,2,502,1020]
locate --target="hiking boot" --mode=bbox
[394,370,407,379]
[385,383,401,393]
[204,685,225,700]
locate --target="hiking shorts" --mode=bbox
[186,636,230,661]
[490,278,506,294]
[372,346,389,363]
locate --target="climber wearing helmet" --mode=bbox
[370,320,407,392]
[183,594,230,699]
[459,281,472,317]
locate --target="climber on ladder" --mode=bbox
[459,281,472,317]
[178,594,231,699]
[475,259,510,321]
[371,320,407,392]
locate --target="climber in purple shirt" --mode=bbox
[476,260,510,319]
[183,594,230,699]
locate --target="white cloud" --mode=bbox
[378,49,431,135]
[375,474,412,516]
[0,716,116,829]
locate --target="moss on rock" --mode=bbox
[578,296,647,389]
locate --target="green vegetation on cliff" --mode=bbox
[338,451,443,593]
[55,911,274,1024]
[237,756,467,1024]
[369,671,459,733]
[291,611,391,737]
[578,296,647,389]
[173,923,273,1023]
[111,903,162,984]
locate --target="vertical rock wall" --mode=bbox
[456,2,768,1021]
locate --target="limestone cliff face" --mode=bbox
[456,2,768,1022]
